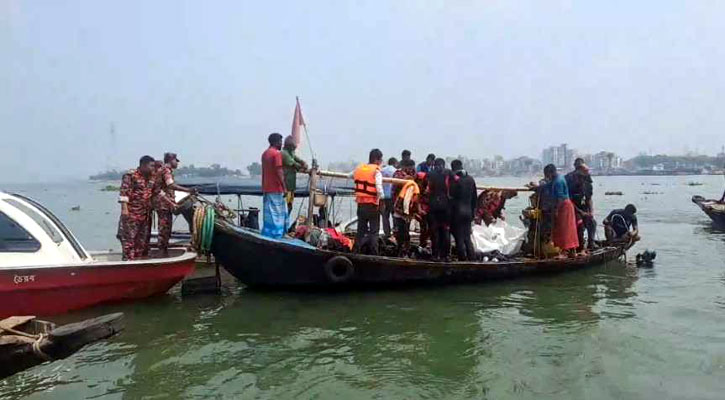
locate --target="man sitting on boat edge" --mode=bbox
[603,204,640,250]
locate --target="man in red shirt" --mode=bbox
[261,133,289,238]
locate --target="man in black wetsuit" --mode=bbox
[449,159,478,261]
[603,204,640,250]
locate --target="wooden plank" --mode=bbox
[316,169,532,191]
[0,316,36,333]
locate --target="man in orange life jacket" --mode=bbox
[350,148,385,255]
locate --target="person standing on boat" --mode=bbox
[544,164,579,257]
[261,133,289,239]
[392,159,418,256]
[351,149,384,255]
[380,157,399,239]
[427,158,452,261]
[415,170,431,249]
[281,135,308,213]
[417,153,436,173]
[401,149,414,166]
[153,152,196,257]
[565,158,596,251]
[118,155,156,260]
[449,160,478,261]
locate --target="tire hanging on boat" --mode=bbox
[323,256,355,283]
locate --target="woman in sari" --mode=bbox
[544,164,579,257]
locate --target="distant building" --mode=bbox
[542,144,575,169]
[504,156,542,175]
[591,151,622,172]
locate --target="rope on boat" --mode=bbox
[31,333,52,361]
[192,204,216,255]
[0,325,53,361]
[192,205,206,248]
[203,207,216,253]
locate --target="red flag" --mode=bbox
[291,97,306,146]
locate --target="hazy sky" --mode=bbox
[2,1,725,182]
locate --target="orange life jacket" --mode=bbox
[353,164,380,204]
[397,180,420,199]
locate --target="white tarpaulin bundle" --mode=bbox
[471,220,527,256]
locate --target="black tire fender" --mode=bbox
[324,256,355,283]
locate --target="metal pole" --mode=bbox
[307,160,319,227]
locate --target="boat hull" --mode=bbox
[0,254,196,317]
[692,195,725,228]
[211,223,624,289]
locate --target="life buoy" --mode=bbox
[324,256,355,283]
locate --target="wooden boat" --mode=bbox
[209,219,624,288]
[692,195,725,227]
[0,192,196,317]
[183,177,626,289]
[0,313,123,379]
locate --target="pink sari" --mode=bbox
[553,199,579,251]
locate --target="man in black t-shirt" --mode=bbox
[603,204,640,249]
[427,158,452,261]
[450,159,478,261]
[565,158,596,250]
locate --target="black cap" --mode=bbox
[164,152,179,163]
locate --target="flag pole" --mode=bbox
[296,96,316,165]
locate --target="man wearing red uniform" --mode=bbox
[152,152,196,256]
[118,156,156,260]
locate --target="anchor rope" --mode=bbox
[31,333,52,361]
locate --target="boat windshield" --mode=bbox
[4,199,64,244]
[0,211,41,252]
[10,193,88,260]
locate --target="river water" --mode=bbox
[1,175,724,399]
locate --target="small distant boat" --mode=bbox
[0,313,123,379]
[692,195,725,227]
[0,192,196,317]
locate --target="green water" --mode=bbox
[1,176,724,399]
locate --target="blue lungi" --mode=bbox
[262,193,289,239]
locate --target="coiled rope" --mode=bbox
[192,205,216,254]
[189,194,237,255]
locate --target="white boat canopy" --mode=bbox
[0,192,91,268]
